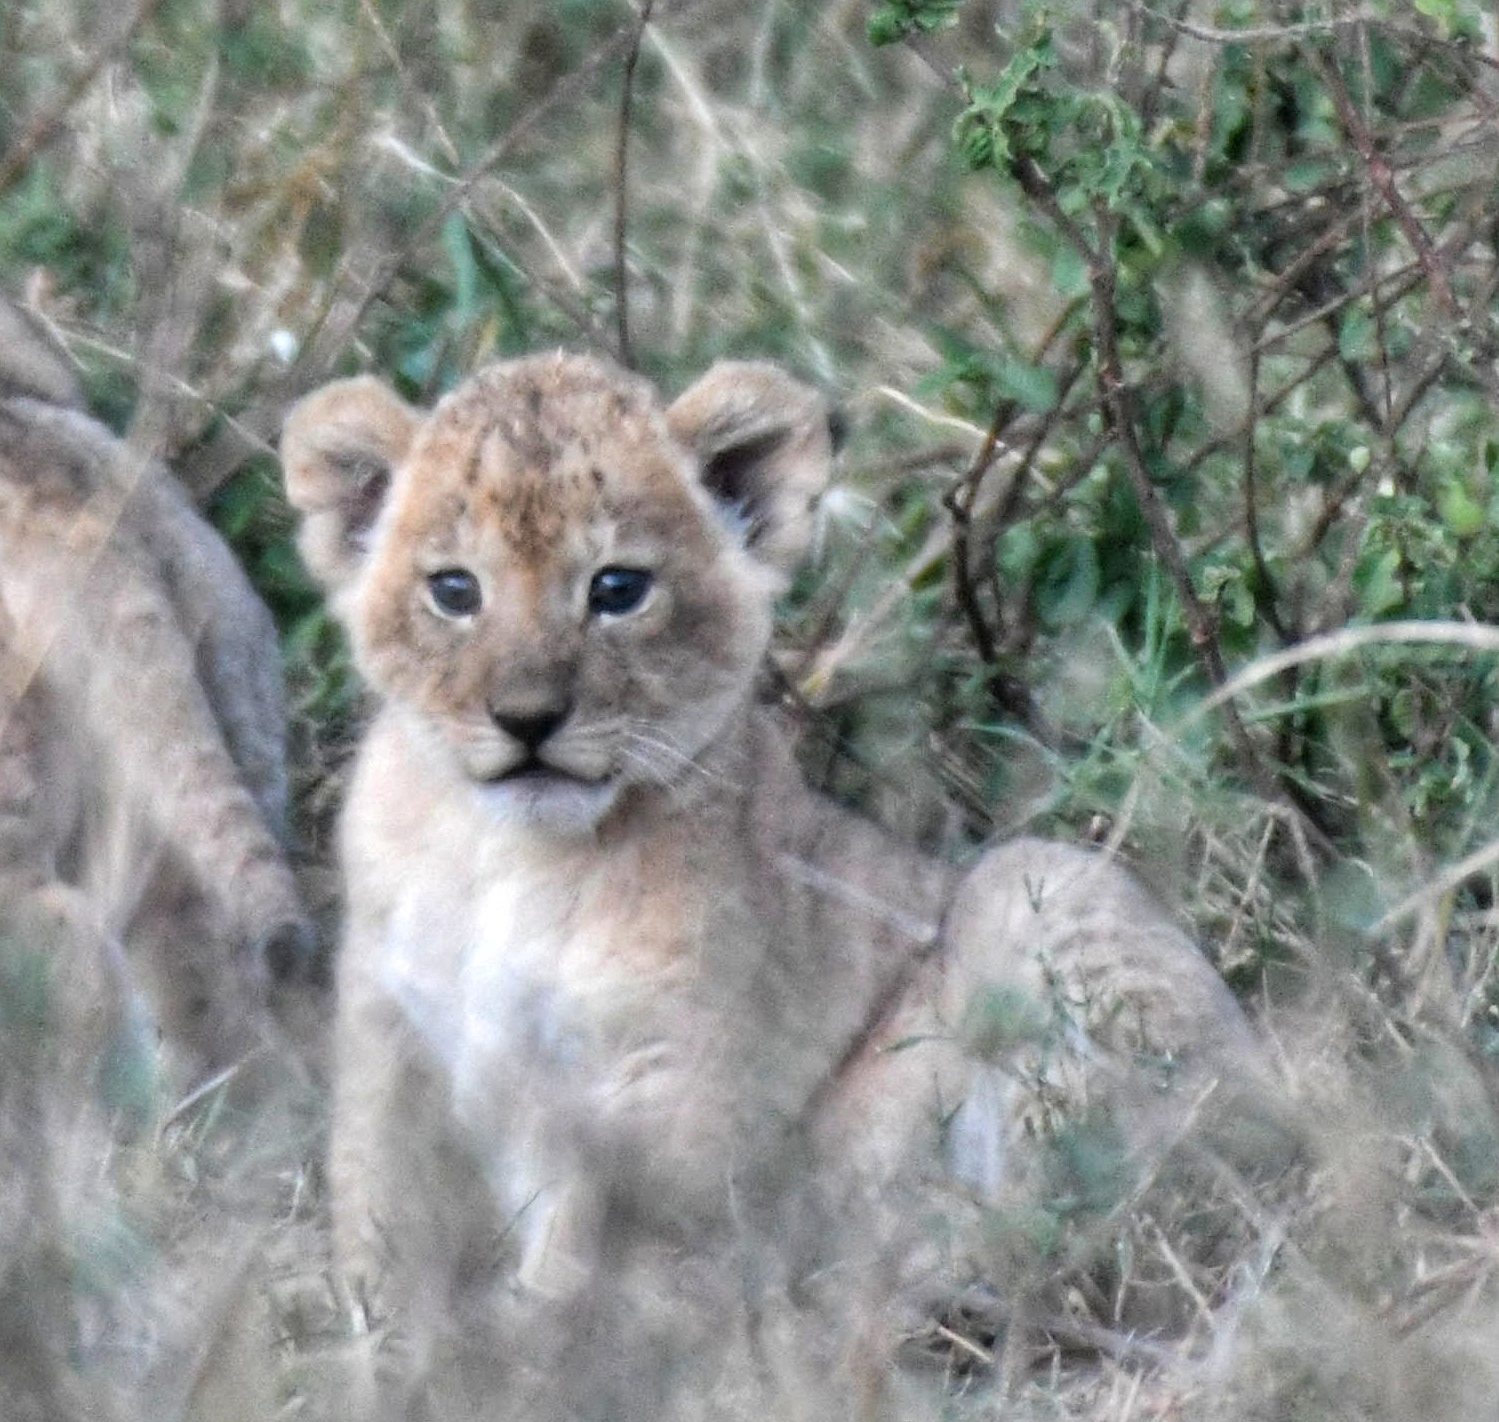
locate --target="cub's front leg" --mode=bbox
[448,1061,607,1304]
[326,905,496,1381]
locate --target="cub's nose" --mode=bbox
[492,706,569,752]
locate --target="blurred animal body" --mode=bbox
[283,353,1263,1417]
[0,295,312,1081]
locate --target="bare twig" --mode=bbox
[613,0,656,368]
[1137,0,1499,75]
[1133,3,1380,45]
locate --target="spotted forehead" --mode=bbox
[400,356,697,559]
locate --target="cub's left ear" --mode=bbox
[280,376,418,595]
[667,361,836,577]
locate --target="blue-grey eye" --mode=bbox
[427,568,482,617]
[588,567,653,617]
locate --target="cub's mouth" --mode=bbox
[484,756,609,790]
[493,756,553,783]
[473,754,620,833]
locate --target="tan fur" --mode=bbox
[0,296,313,1081]
[284,352,1268,1417]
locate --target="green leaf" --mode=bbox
[1353,547,1404,617]
[1338,306,1374,362]
[952,27,1055,172]
[1438,481,1485,539]
[1201,562,1255,629]
[442,214,480,320]
[1050,242,1090,299]
[997,356,1059,413]
[1413,0,1458,31]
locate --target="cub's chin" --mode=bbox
[471,766,621,838]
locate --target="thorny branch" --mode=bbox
[943,405,1054,740]
[942,307,1082,740]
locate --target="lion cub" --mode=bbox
[284,354,1263,1409]
[0,295,312,1080]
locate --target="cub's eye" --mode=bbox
[587,566,653,618]
[426,568,483,618]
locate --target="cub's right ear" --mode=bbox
[280,377,418,592]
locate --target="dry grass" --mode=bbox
[4,0,1499,1417]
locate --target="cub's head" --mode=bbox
[282,354,833,834]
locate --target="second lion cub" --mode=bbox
[283,354,1266,1414]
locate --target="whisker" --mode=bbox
[619,724,738,792]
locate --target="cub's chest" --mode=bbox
[469,852,714,1038]
[383,823,761,1083]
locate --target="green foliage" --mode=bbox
[893,2,1499,895]
[955,22,1166,245]
[867,0,962,47]
[0,934,52,1044]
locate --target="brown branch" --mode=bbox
[1241,197,1369,333]
[1307,46,1462,324]
[0,0,166,196]
[941,312,1081,672]
[983,309,1086,537]
[943,403,1010,667]
[1138,0,1190,128]
[1080,201,1298,811]
[1007,159,1227,675]
[1252,253,1429,355]
[612,0,656,369]
[939,300,1080,672]
[1003,154,1305,806]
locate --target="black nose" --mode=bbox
[492,706,568,751]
